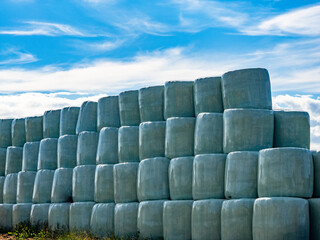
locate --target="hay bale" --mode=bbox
[97,96,120,130]
[0,148,6,176]
[309,199,320,240]
[3,173,18,204]
[43,110,60,138]
[30,203,50,227]
[32,170,54,203]
[114,202,139,238]
[48,203,70,231]
[76,101,97,134]
[0,119,12,148]
[90,203,115,237]
[5,146,23,175]
[57,135,77,168]
[25,116,43,142]
[312,151,320,197]
[72,165,96,202]
[51,168,73,203]
[11,118,26,147]
[22,142,40,171]
[119,90,140,126]
[139,86,164,122]
[118,126,139,163]
[69,202,95,232]
[12,203,32,227]
[96,127,118,164]
[17,171,36,203]
[60,107,80,135]
[94,164,114,203]
[0,176,4,203]
[38,138,58,170]
[77,131,98,165]
[0,204,13,231]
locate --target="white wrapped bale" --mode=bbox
[76,101,97,134]
[43,110,60,139]
[137,157,170,201]
[0,148,6,176]
[97,96,120,130]
[0,176,4,203]
[169,157,193,200]
[38,138,58,170]
[114,162,138,203]
[165,117,195,159]
[119,90,140,126]
[192,199,224,240]
[114,202,139,238]
[309,199,320,240]
[139,86,164,122]
[25,116,43,142]
[193,154,226,200]
[57,135,77,168]
[90,203,115,237]
[221,68,272,109]
[22,142,40,171]
[225,151,258,199]
[221,199,254,240]
[60,106,80,135]
[258,147,313,198]
[51,168,73,203]
[11,118,26,147]
[17,171,36,203]
[5,146,23,175]
[72,165,95,202]
[96,127,118,164]
[223,109,274,153]
[3,173,18,204]
[194,113,223,154]
[0,204,13,231]
[313,151,320,197]
[69,202,95,232]
[274,111,310,149]
[253,197,309,240]
[0,119,12,148]
[30,203,50,227]
[77,131,98,165]
[32,170,54,203]
[164,81,194,119]
[48,203,70,231]
[94,164,114,203]
[12,203,32,226]
[118,126,139,163]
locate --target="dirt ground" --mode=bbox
[0,234,16,239]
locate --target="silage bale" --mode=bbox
[221,68,272,109]
[97,96,120,130]
[274,110,310,149]
[169,157,193,200]
[164,81,194,119]
[165,117,195,159]
[69,202,95,232]
[72,165,96,202]
[77,131,98,165]
[30,203,50,227]
[60,106,80,135]
[0,148,6,176]
[223,109,274,153]
[118,126,139,163]
[114,162,138,203]
[0,176,4,203]
[0,119,12,148]
[48,203,70,231]
[12,203,32,227]
[96,127,118,164]
[17,171,36,203]
[313,151,320,197]
[119,90,140,126]
[32,170,55,203]
[114,202,139,238]
[51,168,73,203]
[258,147,313,198]
[137,157,170,201]
[193,154,226,200]
[192,199,224,240]
[94,164,114,203]
[225,151,258,199]
[0,204,13,231]
[43,110,60,139]
[5,146,23,175]
[90,203,115,237]
[221,199,254,240]
[11,118,26,147]
[139,86,164,122]
[3,173,18,204]
[137,200,165,239]
[38,138,58,170]
[76,101,97,134]
[25,116,43,142]
[194,113,223,154]
[309,199,320,240]
[253,197,309,240]
[22,142,40,171]
[57,135,77,168]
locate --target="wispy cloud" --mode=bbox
[0,48,38,65]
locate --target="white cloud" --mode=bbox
[0,48,38,65]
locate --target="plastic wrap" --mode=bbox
[76,101,97,134]
[94,164,114,203]
[60,106,80,136]
[114,202,139,238]
[96,127,118,164]
[12,203,32,226]
[0,148,6,176]
[97,96,120,130]
[48,203,70,231]
[3,173,18,204]
[118,126,139,163]
[51,168,73,203]
[5,146,23,175]
[77,131,98,165]
[69,202,95,232]
[25,116,43,142]
[38,138,58,170]
[17,171,36,203]
[43,110,60,138]
[72,165,96,202]
[309,199,320,240]
[0,119,12,148]
[0,176,4,203]
[119,90,140,126]
[90,203,115,237]
[32,170,55,203]
[22,142,40,172]
[0,204,13,231]
[30,203,50,227]
[57,135,77,168]
[312,151,320,197]
[11,118,26,147]
[139,86,164,122]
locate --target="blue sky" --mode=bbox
[0,0,320,148]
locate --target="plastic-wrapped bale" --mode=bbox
[223,109,274,153]
[90,203,115,237]
[77,131,98,165]
[137,157,170,201]
[32,170,55,203]
[30,203,50,227]
[253,197,309,240]
[69,202,95,232]
[119,90,140,126]
[192,199,224,240]
[165,117,195,158]
[139,122,166,160]
[96,127,118,164]
[76,101,97,134]
[57,135,77,168]
[258,147,313,198]
[12,203,32,226]
[114,202,139,238]
[17,171,36,203]
[48,203,70,231]
[139,86,164,122]
[309,199,320,240]
[0,176,4,202]
[169,157,193,200]
[138,200,165,239]
[5,146,23,175]
[0,148,6,176]
[51,168,73,203]
[118,126,139,163]
[25,116,43,142]
[97,96,120,130]
[94,164,114,203]
[72,165,96,202]
[60,106,80,135]
[221,199,254,240]
[43,109,60,138]
[225,151,258,199]
[0,204,13,231]
[38,138,58,170]
[274,110,310,149]
[22,142,40,171]
[194,113,223,154]
[313,151,320,197]
[193,154,226,200]
[11,118,26,147]
[164,81,194,119]
[0,119,12,148]
[221,68,272,109]
[3,173,18,204]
